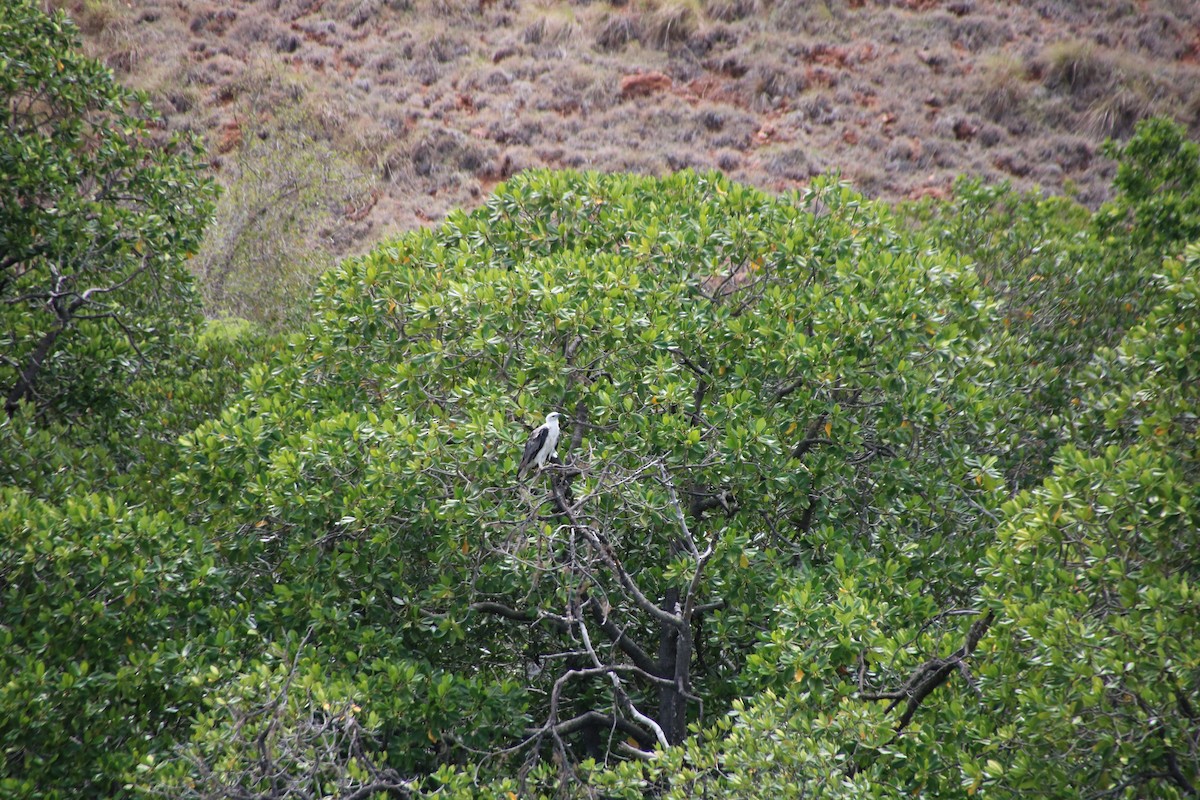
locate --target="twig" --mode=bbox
[861,609,995,738]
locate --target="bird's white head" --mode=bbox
[546,412,563,425]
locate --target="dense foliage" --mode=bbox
[0,8,262,797]
[1,11,1196,795]
[0,0,217,420]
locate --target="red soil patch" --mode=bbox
[620,71,673,99]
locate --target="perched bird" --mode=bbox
[518,411,564,479]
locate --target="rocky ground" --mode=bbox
[60,0,1200,266]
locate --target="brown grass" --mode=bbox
[971,52,1030,125]
[596,12,642,51]
[643,0,700,49]
[703,0,757,24]
[1037,40,1108,98]
[51,0,121,35]
[49,0,1200,286]
[1034,40,1191,137]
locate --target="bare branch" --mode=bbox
[658,463,700,558]
[533,710,654,750]
[469,601,572,634]
[693,600,725,614]
[580,606,673,750]
[688,487,735,521]
[588,603,663,678]
[553,481,682,630]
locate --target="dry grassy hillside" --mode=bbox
[53,0,1200,317]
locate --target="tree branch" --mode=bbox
[5,322,64,416]
[531,710,654,750]
[578,610,671,750]
[772,377,805,402]
[687,487,735,521]
[588,603,663,678]
[469,601,572,634]
[861,609,995,737]
[791,412,831,459]
[553,481,682,630]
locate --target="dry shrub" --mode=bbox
[424,33,471,63]
[293,18,341,48]
[485,118,544,146]
[346,0,385,28]
[764,144,821,181]
[522,15,577,47]
[933,114,980,142]
[971,51,1030,124]
[587,144,664,174]
[683,21,737,56]
[715,148,741,171]
[408,58,444,85]
[595,12,642,51]
[425,0,482,22]
[699,108,725,131]
[54,0,153,75]
[884,137,922,171]
[50,0,122,35]
[748,61,806,110]
[165,88,198,114]
[764,0,838,35]
[353,119,398,176]
[272,0,327,22]
[919,138,960,169]
[1132,11,1189,60]
[992,148,1032,177]
[790,93,837,125]
[1027,0,1089,24]
[665,149,705,171]
[1037,40,1109,99]
[208,61,306,115]
[951,16,1013,52]
[195,106,375,329]
[1036,134,1093,172]
[408,125,498,178]
[976,122,1004,148]
[566,63,619,111]
[1084,81,1161,138]
[229,15,283,46]
[1035,41,1177,137]
[190,9,239,36]
[644,0,698,50]
[105,48,139,74]
[458,64,513,91]
[184,52,246,90]
[703,0,757,23]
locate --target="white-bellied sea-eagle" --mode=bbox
[518,411,563,478]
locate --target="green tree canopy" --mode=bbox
[2,99,1197,798]
[151,131,1198,797]
[0,0,216,419]
[155,168,1011,795]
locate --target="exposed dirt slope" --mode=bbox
[61,0,1200,249]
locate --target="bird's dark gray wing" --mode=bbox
[519,425,548,474]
